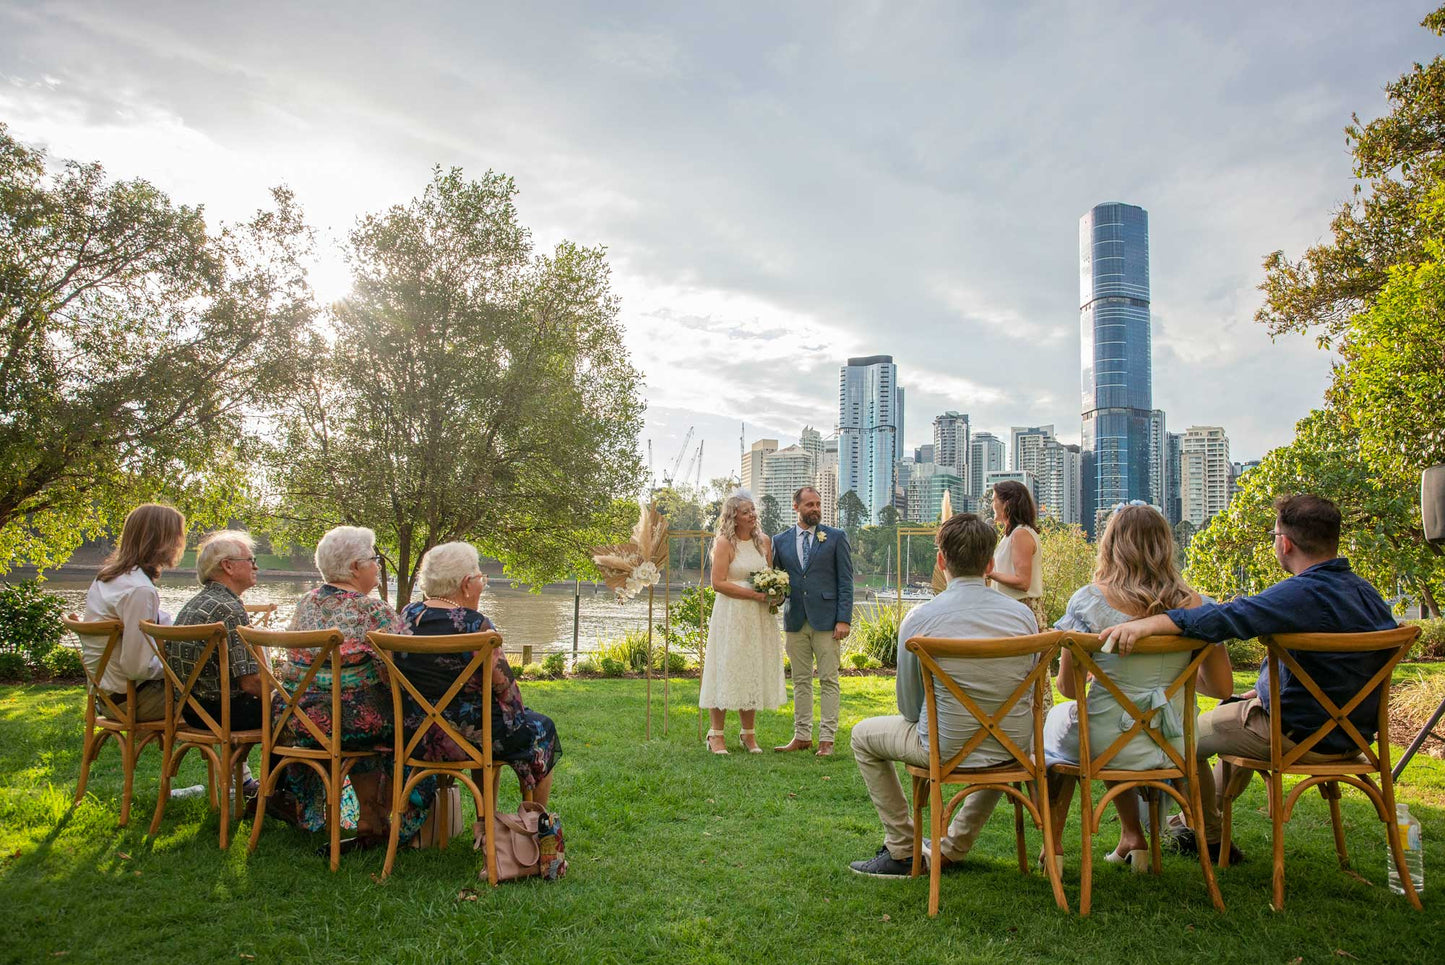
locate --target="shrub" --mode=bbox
[849,602,903,667]
[541,651,568,678]
[1405,619,1445,659]
[0,651,28,680]
[599,656,626,677]
[0,580,67,664]
[660,585,713,657]
[595,629,685,673]
[1225,637,1265,669]
[574,657,601,675]
[848,651,881,670]
[42,645,85,679]
[520,662,544,679]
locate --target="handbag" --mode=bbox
[473,800,567,882]
[410,784,465,849]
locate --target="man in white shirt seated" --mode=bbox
[849,513,1039,877]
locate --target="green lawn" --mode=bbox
[1,677,1443,965]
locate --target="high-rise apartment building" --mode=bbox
[914,444,935,465]
[1148,409,1168,511]
[1010,426,1081,525]
[817,435,840,527]
[1010,425,1053,473]
[906,463,967,524]
[970,432,1006,497]
[761,444,815,517]
[1080,201,1157,535]
[800,426,823,469]
[985,469,1040,509]
[838,355,902,524]
[933,412,971,484]
[1164,431,1184,525]
[741,438,778,495]
[1180,426,1232,527]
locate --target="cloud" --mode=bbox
[1,0,1436,479]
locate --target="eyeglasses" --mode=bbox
[224,556,258,567]
[357,553,384,565]
[1265,529,1284,541]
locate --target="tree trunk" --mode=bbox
[1418,579,1441,620]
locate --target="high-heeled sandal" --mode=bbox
[705,729,729,755]
[739,729,763,754]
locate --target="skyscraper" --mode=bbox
[761,444,814,516]
[1165,431,1184,525]
[838,355,902,524]
[970,431,1006,497]
[933,412,970,484]
[817,435,840,526]
[1180,425,1232,526]
[1010,425,1082,525]
[741,439,777,495]
[1080,201,1156,535]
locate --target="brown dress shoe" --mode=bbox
[774,738,813,752]
[815,741,834,757]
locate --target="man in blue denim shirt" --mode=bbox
[1101,495,1398,860]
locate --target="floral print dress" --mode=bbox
[397,603,561,791]
[275,585,431,839]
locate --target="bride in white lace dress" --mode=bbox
[698,491,785,754]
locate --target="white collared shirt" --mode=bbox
[80,567,167,693]
[795,524,817,565]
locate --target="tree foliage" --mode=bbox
[270,167,643,603]
[837,490,868,540]
[0,123,313,570]
[1037,520,1095,628]
[758,493,783,537]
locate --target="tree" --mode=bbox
[270,167,643,604]
[1037,521,1095,628]
[0,123,314,571]
[877,504,900,528]
[1172,520,1197,569]
[838,490,869,541]
[758,493,783,537]
[1257,6,1445,345]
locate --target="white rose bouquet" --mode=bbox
[750,568,791,613]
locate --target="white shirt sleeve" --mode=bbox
[115,585,165,682]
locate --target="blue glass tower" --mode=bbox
[1079,202,1154,535]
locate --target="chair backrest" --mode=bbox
[140,620,230,736]
[61,615,127,721]
[1060,632,1213,775]
[1261,626,1420,770]
[366,630,504,770]
[905,631,1062,775]
[235,625,346,755]
[243,603,278,628]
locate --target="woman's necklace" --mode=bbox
[427,597,467,609]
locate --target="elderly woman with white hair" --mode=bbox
[277,525,430,848]
[397,541,560,806]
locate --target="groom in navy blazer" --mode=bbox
[772,486,853,756]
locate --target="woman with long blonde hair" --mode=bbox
[697,491,786,754]
[1042,505,1233,865]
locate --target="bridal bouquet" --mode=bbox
[750,568,791,613]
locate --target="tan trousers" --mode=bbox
[107,679,167,722]
[785,623,840,742]
[1188,697,1354,842]
[851,715,1003,861]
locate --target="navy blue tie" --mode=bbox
[801,529,813,569]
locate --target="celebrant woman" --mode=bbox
[697,491,786,754]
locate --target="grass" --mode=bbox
[1,676,1444,965]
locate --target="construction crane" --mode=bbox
[647,439,654,489]
[694,439,704,491]
[679,439,706,495]
[661,426,694,488]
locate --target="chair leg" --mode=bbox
[1034,779,1067,913]
[119,728,137,827]
[1319,782,1349,869]
[1269,772,1286,912]
[1218,763,1250,871]
[910,775,925,877]
[216,751,232,851]
[1013,789,1027,875]
[75,730,99,805]
[482,760,498,887]
[248,754,274,854]
[928,782,944,917]
[149,733,175,836]
[328,761,342,873]
[381,767,405,880]
[1187,772,1225,913]
[1078,778,1094,916]
[1147,788,1162,875]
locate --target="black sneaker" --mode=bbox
[1164,826,1245,864]
[849,845,913,878]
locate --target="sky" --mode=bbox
[3,1,1440,487]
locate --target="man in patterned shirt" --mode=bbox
[172,530,264,732]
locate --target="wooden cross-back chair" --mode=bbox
[243,603,278,628]
[139,620,261,848]
[1217,626,1422,911]
[1049,632,1224,915]
[905,632,1068,916]
[236,625,380,872]
[367,629,533,883]
[63,615,166,826]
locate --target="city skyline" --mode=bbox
[1,4,1437,487]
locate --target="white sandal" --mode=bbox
[705,729,729,755]
[739,729,763,754]
[1105,848,1150,873]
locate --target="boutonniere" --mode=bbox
[816,530,828,543]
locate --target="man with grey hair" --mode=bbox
[172,530,264,735]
